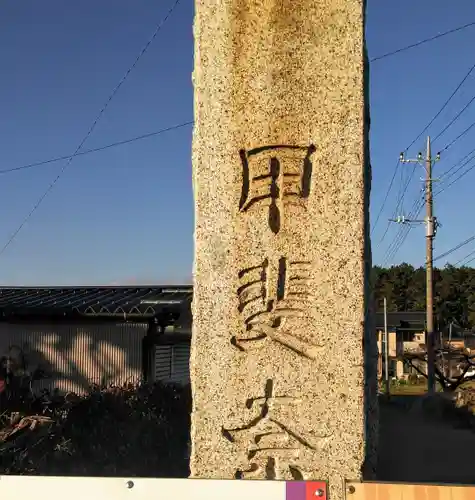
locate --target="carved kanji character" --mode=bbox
[239,144,316,234]
[232,257,323,359]
[222,380,330,480]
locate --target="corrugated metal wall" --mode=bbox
[154,343,190,385]
[0,322,147,395]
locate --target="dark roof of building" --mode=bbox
[0,286,192,321]
[375,311,426,330]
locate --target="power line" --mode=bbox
[383,225,411,267]
[0,0,182,257]
[382,194,423,265]
[456,248,475,266]
[432,234,475,264]
[384,136,438,268]
[376,61,475,261]
[440,119,475,152]
[370,20,475,62]
[396,156,407,211]
[378,163,418,245]
[371,159,399,235]
[382,200,416,264]
[383,196,424,266]
[380,158,425,254]
[433,94,475,142]
[0,121,193,176]
[463,254,475,267]
[372,60,475,238]
[383,224,411,266]
[438,146,475,180]
[435,156,475,197]
[410,60,475,151]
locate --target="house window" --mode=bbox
[388,359,397,378]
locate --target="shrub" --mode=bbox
[0,381,191,477]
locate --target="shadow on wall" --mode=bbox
[0,322,147,396]
[0,323,192,478]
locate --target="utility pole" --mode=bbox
[425,136,436,394]
[394,137,440,394]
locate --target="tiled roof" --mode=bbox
[375,311,426,330]
[0,286,192,320]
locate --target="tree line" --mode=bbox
[372,263,475,329]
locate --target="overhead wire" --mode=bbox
[438,145,475,180]
[0,121,193,176]
[386,181,427,263]
[382,195,421,263]
[455,248,475,266]
[382,194,425,266]
[371,159,399,236]
[7,19,475,182]
[440,120,475,152]
[462,254,475,267]
[4,11,474,261]
[370,20,475,63]
[382,223,410,267]
[378,162,417,245]
[404,60,475,151]
[366,19,475,266]
[393,155,408,221]
[0,0,182,257]
[431,234,475,265]
[378,59,475,268]
[432,94,475,143]
[384,202,424,265]
[382,224,408,266]
[393,132,475,267]
[434,153,475,197]
[372,59,475,240]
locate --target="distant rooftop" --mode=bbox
[375,311,426,330]
[0,285,192,321]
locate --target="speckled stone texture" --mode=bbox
[190,0,376,496]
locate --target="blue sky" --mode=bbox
[0,0,474,285]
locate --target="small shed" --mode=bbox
[0,285,192,395]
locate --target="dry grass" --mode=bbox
[0,382,191,477]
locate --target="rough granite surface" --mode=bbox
[190,0,376,497]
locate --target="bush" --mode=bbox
[0,381,191,477]
[455,388,475,411]
[389,377,398,386]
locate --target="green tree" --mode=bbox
[373,263,475,329]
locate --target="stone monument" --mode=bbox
[190,0,377,496]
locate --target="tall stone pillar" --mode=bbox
[190,0,377,496]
